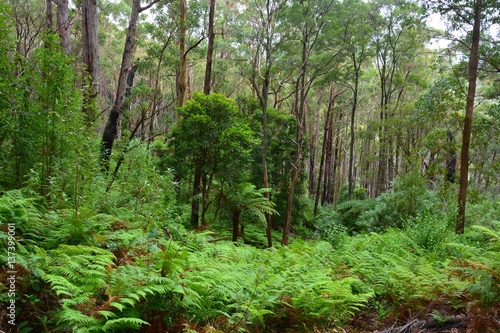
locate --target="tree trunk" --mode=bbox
[46,0,53,33]
[308,98,321,196]
[315,84,335,215]
[82,0,99,125]
[203,0,215,95]
[150,41,170,142]
[261,74,273,248]
[456,0,481,234]
[282,76,306,246]
[55,0,71,54]
[177,0,187,107]
[191,167,201,228]
[232,209,240,242]
[348,55,360,200]
[446,131,456,183]
[101,0,141,171]
[322,104,334,205]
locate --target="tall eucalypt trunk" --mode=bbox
[456,0,481,234]
[55,0,71,54]
[177,0,187,107]
[203,0,215,95]
[100,0,161,171]
[82,0,98,124]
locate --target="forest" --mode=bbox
[0,0,499,331]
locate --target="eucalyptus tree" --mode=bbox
[426,0,500,233]
[279,0,344,245]
[55,0,71,54]
[101,0,162,171]
[371,0,427,196]
[82,0,99,124]
[335,0,374,200]
[245,0,287,247]
[203,0,215,94]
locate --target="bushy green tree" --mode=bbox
[170,93,256,227]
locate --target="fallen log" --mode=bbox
[378,316,467,333]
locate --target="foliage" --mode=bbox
[337,171,444,233]
[446,222,500,304]
[170,93,256,182]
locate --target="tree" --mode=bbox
[337,0,373,200]
[248,0,287,247]
[54,0,71,54]
[371,0,426,196]
[81,0,99,124]
[427,0,500,233]
[456,0,481,234]
[280,0,340,245]
[203,0,215,94]
[100,0,161,171]
[170,93,256,228]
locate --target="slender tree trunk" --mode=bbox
[46,0,53,32]
[348,55,360,200]
[314,85,335,216]
[484,151,495,191]
[456,0,481,234]
[322,104,334,205]
[191,167,201,228]
[325,108,343,204]
[308,98,321,196]
[250,1,280,247]
[203,0,215,95]
[261,73,273,247]
[101,0,141,171]
[149,41,169,142]
[446,131,456,183]
[177,0,187,107]
[282,53,307,246]
[82,0,99,125]
[55,0,71,54]
[232,210,239,241]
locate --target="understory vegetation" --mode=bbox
[1,157,499,332]
[1,0,500,332]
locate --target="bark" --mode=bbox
[446,131,456,183]
[101,0,141,171]
[55,0,71,53]
[456,0,481,234]
[324,107,344,205]
[232,210,240,242]
[46,0,53,32]
[150,41,170,142]
[261,71,273,248]
[314,85,335,215]
[177,0,187,107]
[203,0,215,95]
[348,53,360,200]
[308,98,321,196]
[191,167,202,228]
[322,105,334,205]
[282,70,306,246]
[82,0,99,124]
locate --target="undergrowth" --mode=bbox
[1,186,499,332]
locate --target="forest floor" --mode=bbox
[343,301,500,333]
[182,301,500,333]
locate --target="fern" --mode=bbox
[446,222,500,304]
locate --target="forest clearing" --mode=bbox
[0,0,499,332]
